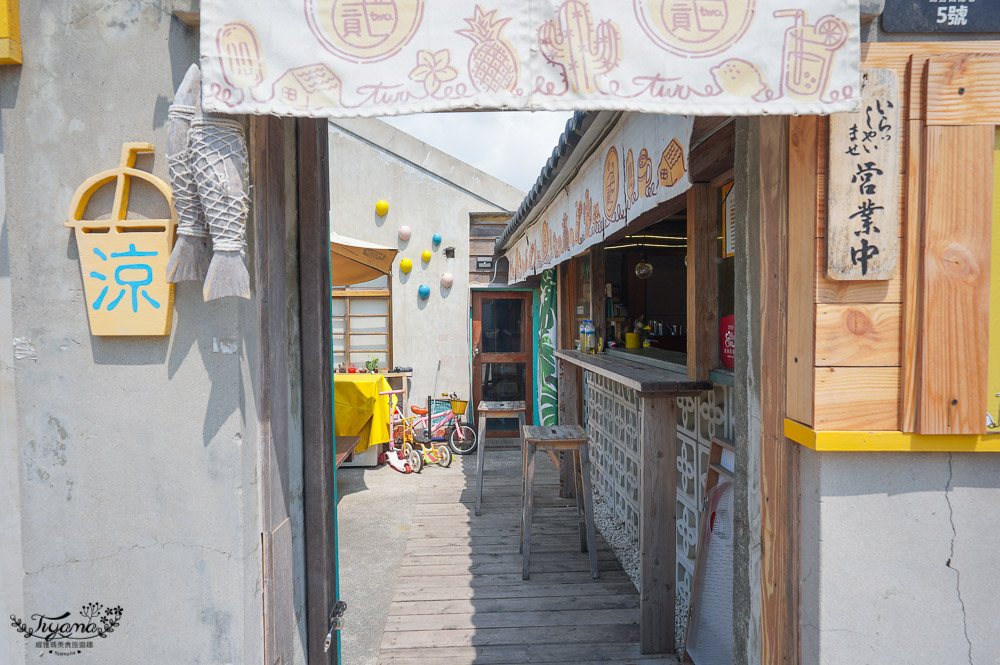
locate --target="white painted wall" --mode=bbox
[799,450,1000,665]
[328,119,524,408]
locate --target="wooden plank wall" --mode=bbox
[914,53,999,434]
[788,43,1000,432]
[470,212,514,284]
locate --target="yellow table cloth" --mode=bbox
[334,374,393,454]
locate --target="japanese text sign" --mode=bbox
[200,0,860,118]
[827,68,899,281]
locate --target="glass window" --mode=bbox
[481,299,524,353]
[332,291,391,370]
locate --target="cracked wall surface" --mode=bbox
[0,2,272,664]
[799,450,1000,665]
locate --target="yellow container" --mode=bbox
[625,332,642,349]
[65,143,178,336]
[450,399,468,415]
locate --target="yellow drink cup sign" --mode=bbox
[65,143,178,336]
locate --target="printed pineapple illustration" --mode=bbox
[538,0,622,94]
[457,6,520,93]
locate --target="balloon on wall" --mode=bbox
[398,225,411,241]
[375,200,389,216]
[440,272,454,288]
[432,233,442,245]
[421,250,431,263]
[418,284,430,299]
[400,258,412,274]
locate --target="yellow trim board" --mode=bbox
[785,419,1000,452]
[0,1,20,65]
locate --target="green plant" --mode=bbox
[365,356,380,373]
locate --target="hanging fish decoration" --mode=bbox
[189,102,251,301]
[165,64,212,283]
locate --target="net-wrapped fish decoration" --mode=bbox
[165,64,212,283]
[190,111,251,301]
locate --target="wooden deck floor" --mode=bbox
[376,449,679,665]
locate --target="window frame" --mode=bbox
[331,286,393,370]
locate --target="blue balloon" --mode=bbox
[432,234,442,245]
[418,284,431,299]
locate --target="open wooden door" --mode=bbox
[471,291,534,437]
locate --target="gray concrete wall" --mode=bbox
[0,3,276,663]
[799,451,1000,665]
[328,118,524,409]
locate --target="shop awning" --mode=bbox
[502,112,695,284]
[330,232,397,287]
[199,1,859,118]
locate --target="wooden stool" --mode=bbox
[475,400,526,516]
[521,424,598,580]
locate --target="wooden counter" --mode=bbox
[555,350,710,394]
[555,350,710,655]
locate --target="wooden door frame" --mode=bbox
[253,115,339,665]
[296,117,339,665]
[471,290,535,436]
[250,114,295,665]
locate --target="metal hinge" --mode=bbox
[323,601,347,654]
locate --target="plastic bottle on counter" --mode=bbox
[584,320,596,354]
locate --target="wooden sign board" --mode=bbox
[882,0,1000,33]
[827,69,900,281]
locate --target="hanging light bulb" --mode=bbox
[635,255,653,279]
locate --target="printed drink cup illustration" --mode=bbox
[66,143,178,336]
[775,10,849,101]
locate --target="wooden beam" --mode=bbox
[639,394,677,654]
[917,124,993,434]
[252,114,295,665]
[901,106,924,430]
[590,245,606,343]
[758,115,799,665]
[174,10,199,28]
[297,117,339,665]
[926,54,1000,126]
[686,184,719,381]
[786,115,818,425]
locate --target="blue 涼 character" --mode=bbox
[89,244,161,312]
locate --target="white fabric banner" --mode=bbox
[200,0,860,117]
[504,113,693,284]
